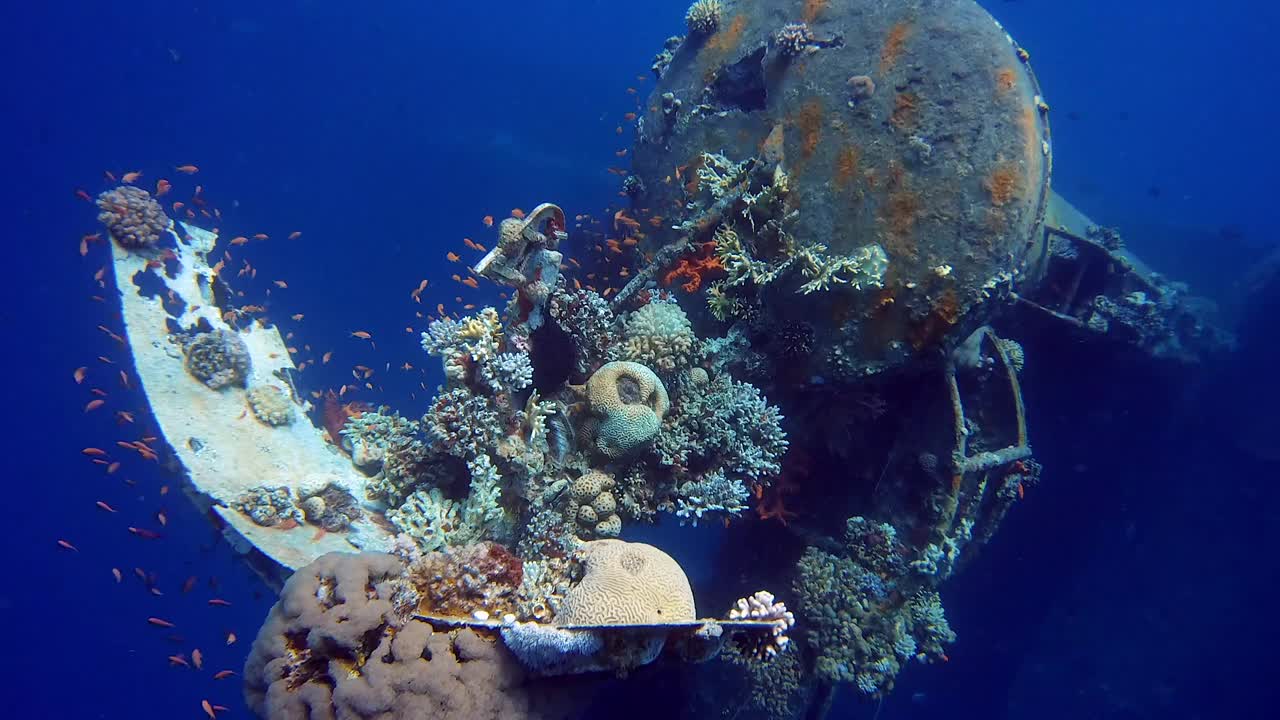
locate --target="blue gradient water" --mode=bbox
[4,1,1276,717]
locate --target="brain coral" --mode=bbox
[183,329,250,389]
[586,361,669,459]
[96,185,169,250]
[556,540,696,626]
[247,384,294,426]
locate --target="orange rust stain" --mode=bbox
[879,161,920,261]
[910,288,961,350]
[707,14,747,54]
[890,92,919,130]
[879,21,913,74]
[834,145,861,191]
[803,0,828,24]
[996,67,1017,94]
[984,162,1021,207]
[796,98,824,160]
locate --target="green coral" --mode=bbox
[586,361,670,459]
[621,301,700,374]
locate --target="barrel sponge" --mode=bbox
[586,361,669,458]
[183,329,251,390]
[555,540,696,626]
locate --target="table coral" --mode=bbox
[556,539,696,625]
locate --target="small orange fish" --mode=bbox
[626,87,637,94]
[447,252,460,262]
[288,231,302,240]
[214,670,236,680]
[482,215,494,227]
[623,112,637,121]
[291,313,304,321]
[82,447,106,457]
[351,331,372,339]
[322,351,333,364]
[112,568,123,583]
[472,241,487,251]
[463,237,479,251]
[148,617,176,628]
[155,179,172,197]
[96,501,117,513]
[437,303,446,315]
[121,171,142,184]
[174,165,199,174]
[75,189,92,202]
[230,236,248,246]
[57,539,78,552]
[202,700,216,719]
[511,208,526,219]
[615,149,628,157]
[253,233,269,240]
[192,648,204,669]
[451,273,462,282]
[273,280,288,289]
[462,277,479,289]
[616,126,624,135]
[172,201,185,211]
[169,655,190,668]
[226,632,237,645]
[157,510,168,526]
[84,399,105,412]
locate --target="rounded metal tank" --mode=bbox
[629,0,1051,377]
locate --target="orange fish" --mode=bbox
[291,313,304,321]
[626,87,637,94]
[253,233,269,240]
[623,112,637,121]
[451,273,462,282]
[462,277,479,289]
[75,189,92,202]
[174,165,199,174]
[288,231,302,240]
[202,700,216,719]
[148,617,175,628]
[436,303,446,315]
[121,171,142,184]
[214,670,236,680]
[96,501,117,513]
[111,568,123,583]
[82,447,106,457]
[106,462,121,473]
[463,237,479,251]
[226,632,237,645]
[615,149,628,157]
[615,126,623,135]
[447,252,460,262]
[482,215,494,227]
[192,648,204,669]
[169,655,190,668]
[509,208,525,219]
[57,539,78,552]
[472,241,487,251]
[172,201,185,211]
[273,280,288,288]
[157,510,167,526]
[230,236,248,246]
[351,331,372,339]
[84,399,105,412]
[322,351,333,364]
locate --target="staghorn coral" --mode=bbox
[422,307,532,395]
[387,454,508,552]
[96,185,168,250]
[621,301,700,374]
[585,361,670,459]
[556,540,696,625]
[658,372,788,484]
[673,469,750,526]
[795,242,889,294]
[684,0,722,35]
[245,551,586,719]
[247,384,294,426]
[181,329,250,389]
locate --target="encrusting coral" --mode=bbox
[181,329,251,389]
[96,185,168,250]
[247,384,294,426]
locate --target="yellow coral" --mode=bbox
[586,362,669,459]
[555,540,696,625]
[458,307,500,341]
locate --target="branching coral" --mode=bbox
[659,372,788,484]
[684,0,722,36]
[673,469,750,526]
[422,307,532,395]
[621,301,700,374]
[795,242,890,294]
[96,185,168,250]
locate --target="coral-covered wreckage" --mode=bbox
[93,1,1236,719]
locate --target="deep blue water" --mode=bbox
[4,1,1278,718]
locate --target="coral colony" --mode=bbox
[88,1,1234,719]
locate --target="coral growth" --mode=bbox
[247,384,294,426]
[663,242,724,293]
[299,483,363,532]
[775,23,815,57]
[233,485,303,528]
[685,0,722,35]
[673,469,750,526]
[795,99,824,160]
[984,162,1021,207]
[584,361,670,459]
[96,185,168,250]
[621,301,699,374]
[556,540,696,625]
[181,329,250,390]
[569,470,622,539]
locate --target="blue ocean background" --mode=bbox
[3,1,1277,717]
